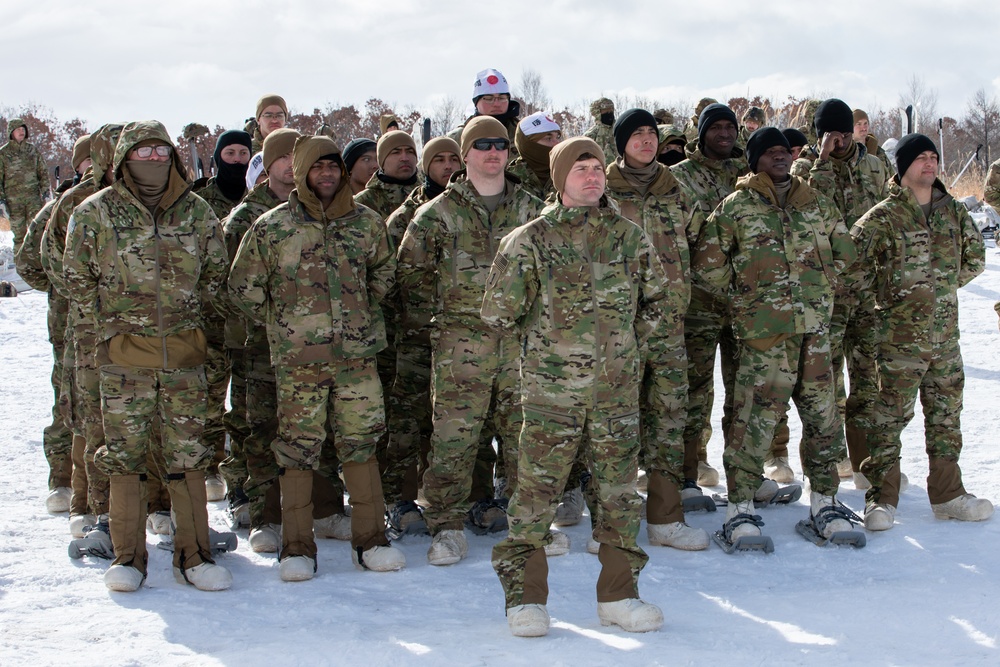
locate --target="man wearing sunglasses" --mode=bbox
[63,120,231,593]
[397,116,543,566]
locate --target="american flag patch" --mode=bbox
[492,254,509,274]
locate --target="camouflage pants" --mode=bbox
[7,198,42,251]
[95,364,211,476]
[203,343,230,474]
[493,402,647,609]
[862,337,967,508]
[74,330,110,515]
[422,327,521,533]
[683,297,738,480]
[44,292,72,489]
[273,358,384,471]
[841,301,879,469]
[725,333,844,502]
[379,341,432,504]
[641,328,688,480]
[219,346,250,496]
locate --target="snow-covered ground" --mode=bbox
[2,230,1000,667]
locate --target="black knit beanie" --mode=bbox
[894,133,939,177]
[746,127,790,173]
[697,103,738,149]
[613,108,658,157]
[813,99,854,136]
[342,138,377,173]
[782,128,808,149]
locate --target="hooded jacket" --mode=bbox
[62,120,227,369]
[692,173,856,341]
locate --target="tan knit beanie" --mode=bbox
[460,116,508,157]
[376,130,416,169]
[421,136,463,174]
[262,128,301,172]
[72,134,92,171]
[549,137,605,195]
[256,94,288,119]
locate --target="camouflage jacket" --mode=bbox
[792,142,888,227]
[606,160,704,324]
[222,181,283,350]
[850,179,985,346]
[62,179,227,350]
[228,194,394,366]
[0,137,48,205]
[15,197,58,290]
[985,159,1000,209]
[481,200,667,410]
[354,172,417,220]
[692,174,856,340]
[583,123,618,166]
[671,144,749,315]
[396,171,544,334]
[384,184,434,346]
[194,177,244,220]
[41,176,101,299]
[506,158,554,202]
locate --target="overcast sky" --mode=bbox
[4,0,998,140]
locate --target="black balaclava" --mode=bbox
[601,111,615,126]
[213,130,253,202]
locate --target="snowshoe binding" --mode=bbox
[796,503,866,548]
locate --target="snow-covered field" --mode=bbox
[2,230,999,667]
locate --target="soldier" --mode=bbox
[379,114,400,135]
[381,136,463,534]
[1,118,50,251]
[684,97,718,143]
[983,158,1000,209]
[397,116,544,565]
[228,135,405,580]
[656,127,687,167]
[693,127,860,547]
[250,94,288,153]
[853,109,894,176]
[790,99,890,489]
[508,111,562,200]
[63,120,232,592]
[484,137,666,637]
[671,103,749,493]
[742,107,765,134]
[42,126,123,543]
[782,128,808,162]
[343,138,378,195]
[605,108,708,550]
[653,108,674,127]
[194,129,254,501]
[16,135,89,517]
[583,98,617,164]
[354,130,419,219]
[851,134,993,530]
[447,68,522,151]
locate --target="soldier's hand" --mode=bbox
[819,132,843,160]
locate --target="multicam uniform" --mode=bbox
[583,100,617,165]
[692,173,856,502]
[62,120,228,578]
[670,144,749,481]
[0,119,50,249]
[793,142,888,471]
[228,185,395,559]
[483,199,667,610]
[851,179,985,510]
[396,172,543,534]
[985,159,1000,209]
[605,161,702,524]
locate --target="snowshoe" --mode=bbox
[386,500,429,540]
[796,503,866,548]
[681,479,717,513]
[68,522,115,560]
[713,484,802,507]
[156,528,238,555]
[465,498,509,535]
[713,511,773,554]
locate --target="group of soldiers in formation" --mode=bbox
[4,65,999,637]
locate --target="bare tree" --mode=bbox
[897,74,939,135]
[428,95,463,137]
[515,69,551,116]
[955,88,1000,166]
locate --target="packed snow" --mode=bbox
[1,228,999,666]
